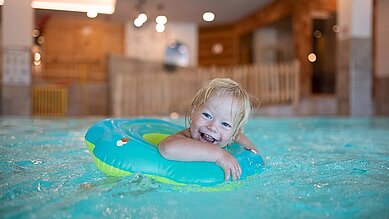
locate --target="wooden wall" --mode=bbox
[198,0,336,97]
[373,0,389,115]
[198,25,238,66]
[38,17,124,81]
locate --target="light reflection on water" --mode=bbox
[0,117,388,218]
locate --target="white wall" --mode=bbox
[337,0,373,116]
[350,0,372,38]
[125,22,198,66]
[337,0,372,40]
[1,0,33,47]
[337,0,351,40]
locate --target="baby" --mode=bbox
[158,78,259,181]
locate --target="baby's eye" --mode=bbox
[202,112,212,119]
[221,122,232,128]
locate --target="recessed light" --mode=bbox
[156,15,168,25]
[203,12,215,22]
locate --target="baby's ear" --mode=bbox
[189,107,196,123]
[190,106,197,114]
[233,129,242,141]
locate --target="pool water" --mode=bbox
[1,117,388,218]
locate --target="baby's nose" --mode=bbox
[207,122,218,132]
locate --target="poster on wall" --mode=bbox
[2,47,31,86]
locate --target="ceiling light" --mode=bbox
[333,25,340,33]
[133,13,147,28]
[134,17,143,27]
[31,0,116,14]
[212,43,223,54]
[156,15,167,25]
[155,23,165,33]
[87,10,98,18]
[308,53,317,62]
[34,60,41,66]
[313,30,321,38]
[203,12,215,22]
[34,52,41,61]
[137,13,148,23]
[32,29,40,38]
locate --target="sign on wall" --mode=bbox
[2,47,31,85]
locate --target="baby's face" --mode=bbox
[189,95,239,147]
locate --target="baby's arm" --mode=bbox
[158,129,241,180]
[235,132,260,154]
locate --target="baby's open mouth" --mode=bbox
[200,132,217,143]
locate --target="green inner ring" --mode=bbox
[142,133,170,146]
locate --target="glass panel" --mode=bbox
[165,41,189,67]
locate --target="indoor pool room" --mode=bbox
[1,0,389,218]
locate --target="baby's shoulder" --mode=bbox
[159,128,190,146]
[176,128,191,138]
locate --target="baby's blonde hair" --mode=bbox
[187,78,253,141]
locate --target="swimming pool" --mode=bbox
[1,116,388,218]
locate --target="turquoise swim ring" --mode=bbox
[85,118,264,186]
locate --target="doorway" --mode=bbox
[311,12,337,94]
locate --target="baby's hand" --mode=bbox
[215,150,242,181]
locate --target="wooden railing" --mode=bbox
[32,85,68,116]
[35,58,105,82]
[109,59,299,116]
[33,60,97,116]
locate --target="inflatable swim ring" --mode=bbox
[85,118,264,186]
